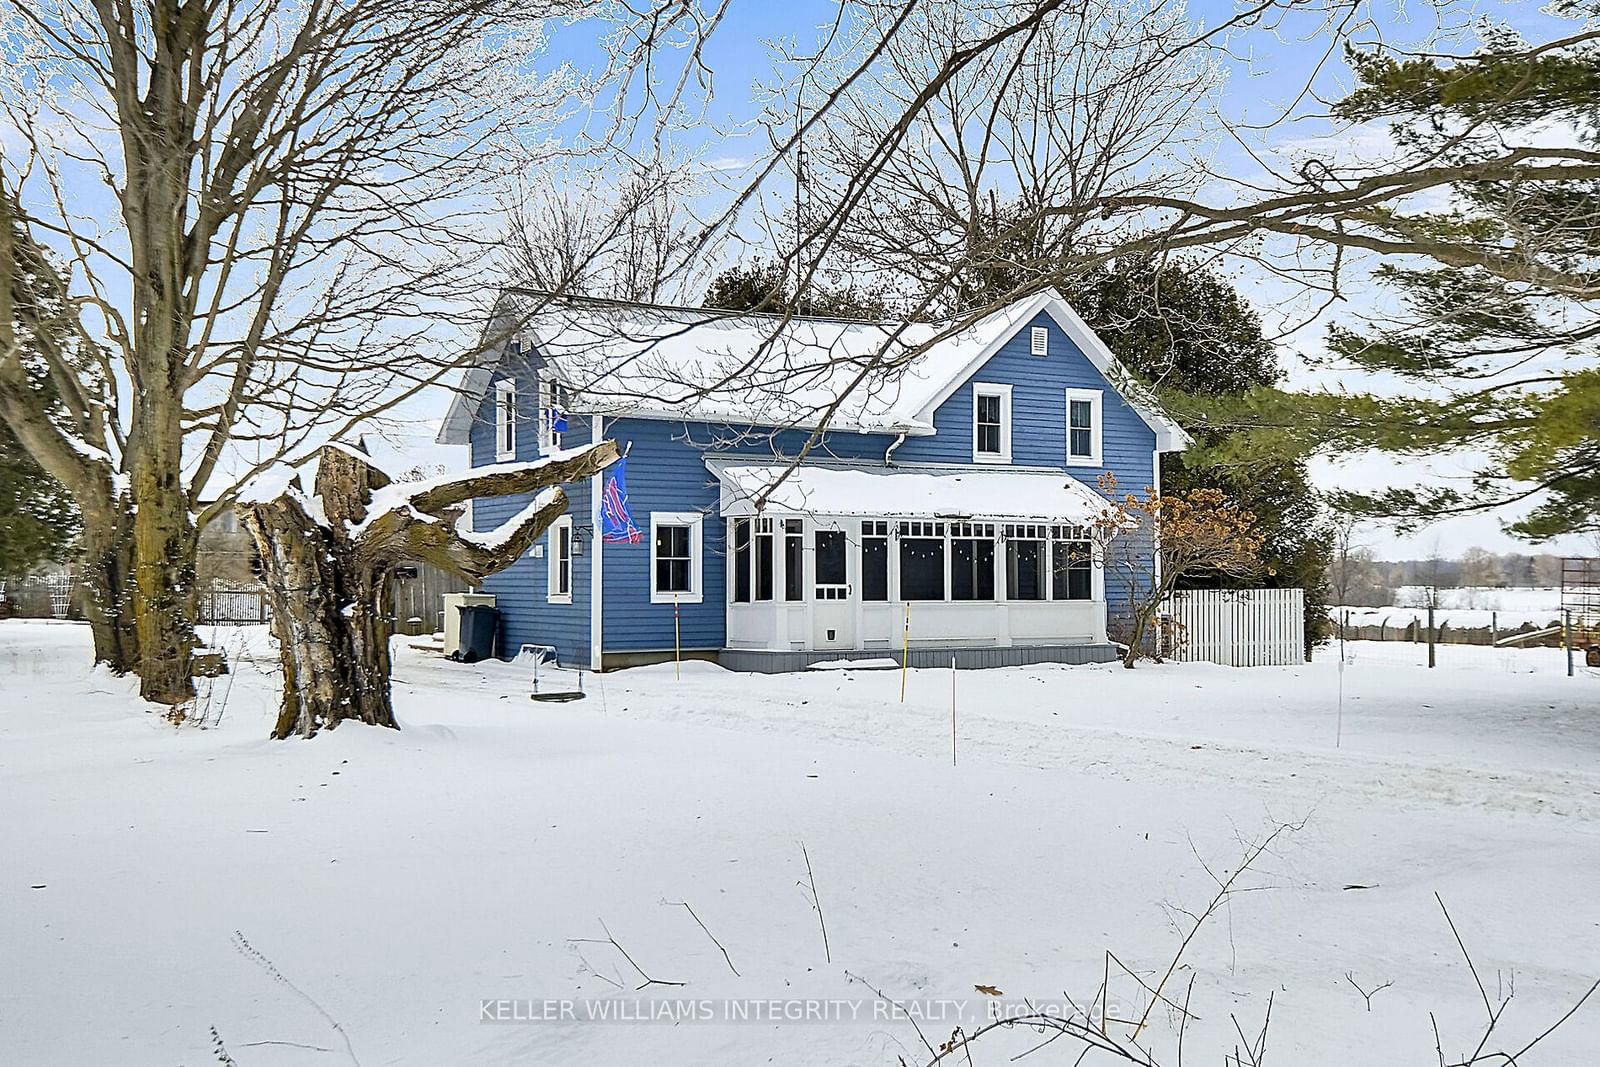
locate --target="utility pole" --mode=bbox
[793,95,808,303]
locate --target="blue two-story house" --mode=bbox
[436,288,1190,671]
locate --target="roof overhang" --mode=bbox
[709,460,1107,523]
[440,288,1194,453]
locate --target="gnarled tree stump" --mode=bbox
[241,439,617,738]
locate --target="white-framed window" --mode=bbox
[972,382,1012,464]
[1050,525,1095,601]
[537,375,567,453]
[1030,325,1048,356]
[493,379,517,461]
[650,511,703,603]
[547,516,572,603]
[730,517,776,604]
[1065,388,1103,466]
[1003,523,1048,601]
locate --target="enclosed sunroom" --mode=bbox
[711,462,1119,670]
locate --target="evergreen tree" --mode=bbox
[702,261,895,319]
[0,424,77,579]
[1205,11,1600,542]
[0,215,79,580]
[1074,258,1333,654]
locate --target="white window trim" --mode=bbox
[650,511,703,604]
[971,382,1012,465]
[547,516,573,604]
[494,379,517,462]
[536,374,564,455]
[1065,388,1103,466]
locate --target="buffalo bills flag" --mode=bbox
[600,457,641,544]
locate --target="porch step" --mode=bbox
[806,657,901,671]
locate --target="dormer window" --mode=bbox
[1065,388,1102,466]
[1030,326,1048,356]
[494,379,517,461]
[972,383,1011,464]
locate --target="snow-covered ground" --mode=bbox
[1341,586,1566,630]
[3,620,1598,1065]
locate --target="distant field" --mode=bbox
[1341,586,1565,629]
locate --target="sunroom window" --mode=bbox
[861,521,889,602]
[783,519,804,601]
[950,522,996,601]
[754,518,775,601]
[1004,523,1047,600]
[1051,526,1093,600]
[898,521,946,601]
[731,518,752,603]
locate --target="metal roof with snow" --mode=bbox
[710,461,1109,522]
[437,289,1190,451]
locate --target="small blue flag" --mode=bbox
[550,405,568,435]
[600,457,641,544]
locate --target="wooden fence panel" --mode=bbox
[1161,588,1304,667]
[390,562,472,636]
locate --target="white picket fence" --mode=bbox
[1159,588,1305,667]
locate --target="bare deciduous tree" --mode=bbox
[1089,473,1264,667]
[642,0,1600,482]
[0,0,716,704]
[506,162,712,303]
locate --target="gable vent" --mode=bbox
[1030,326,1048,356]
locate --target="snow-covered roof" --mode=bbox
[711,461,1108,523]
[437,289,1190,451]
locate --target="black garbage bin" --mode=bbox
[455,604,499,663]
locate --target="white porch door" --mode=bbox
[812,528,854,649]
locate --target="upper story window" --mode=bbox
[1065,388,1102,466]
[547,516,572,604]
[1030,326,1048,356]
[494,379,517,461]
[538,376,568,453]
[972,383,1011,464]
[650,511,703,604]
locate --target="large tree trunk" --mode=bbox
[78,506,139,673]
[128,441,199,704]
[241,440,618,739]
[246,495,396,738]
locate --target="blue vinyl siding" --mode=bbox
[464,310,1165,656]
[893,312,1156,480]
[467,353,593,664]
[595,419,895,654]
[892,311,1157,619]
